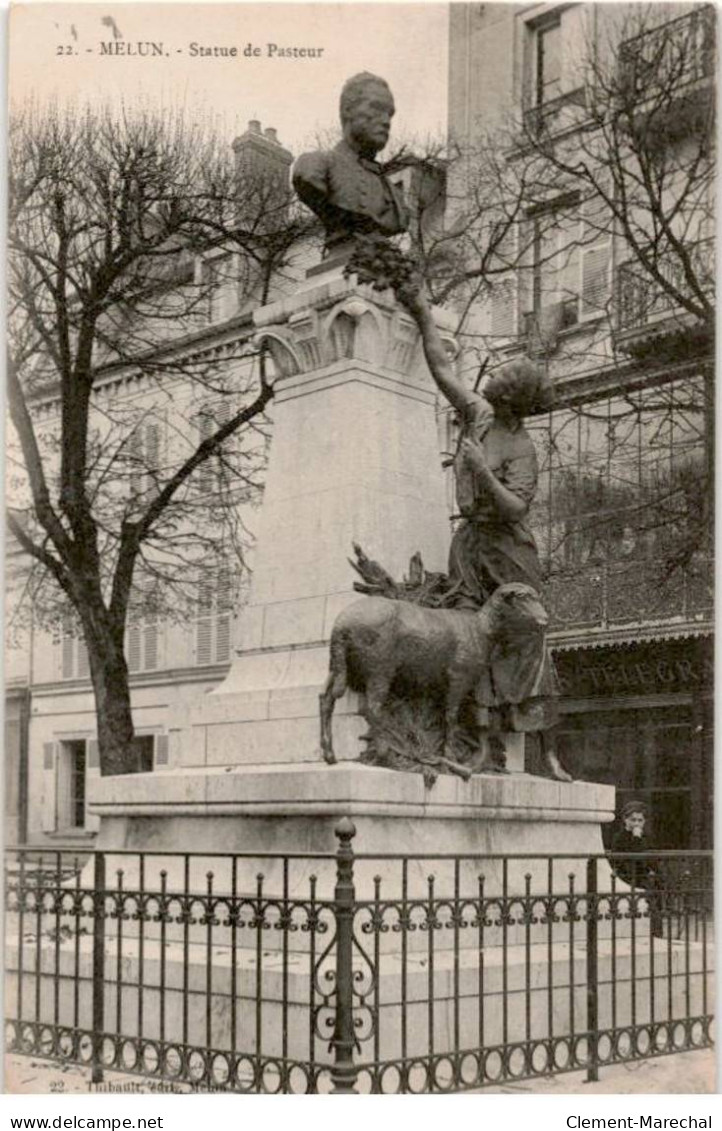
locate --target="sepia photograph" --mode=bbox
[4,0,715,1098]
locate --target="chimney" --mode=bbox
[233,122,293,174]
[232,122,295,227]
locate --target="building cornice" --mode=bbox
[23,661,231,698]
[28,312,256,419]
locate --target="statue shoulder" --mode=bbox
[292,149,334,188]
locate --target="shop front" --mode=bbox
[550,634,713,851]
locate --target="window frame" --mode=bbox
[534,16,562,108]
[523,187,612,331]
[57,737,88,831]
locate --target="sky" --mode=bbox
[9,2,449,154]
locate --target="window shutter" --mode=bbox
[197,400,234,496]
[144,422,161,498]
[196,567,233,665]
[130,419,162,501]
[491,278,518,339]
[60,616,89,680]
[87,739,100,769]
[196,579,214,665]
[61,632,75,679]
[41,742,57,832]
[579,189,611,319]
[197,408,215,496]
[489,224,518,340]
[129,426,144,500]
[215,567,232,663]
[127,580,160,673]
[215,615,231,663]
[76,638,90,679]
[155,734,170,766]
[127,622,142,672]
[581,245,611,317]
[143,606,159,671]
[214,400,233,494]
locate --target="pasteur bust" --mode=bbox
[292,72,408,253]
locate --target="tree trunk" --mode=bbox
[88,640,140,776]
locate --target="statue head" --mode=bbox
[483,359,554,422]
[340,72,395,158]
[484,583,549,638]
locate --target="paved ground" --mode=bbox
[3,1048,716,1095]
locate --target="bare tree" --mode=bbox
[518,5,714,327]
[515,5,714,601]
[7,103,313,775]
[403,6,714,624]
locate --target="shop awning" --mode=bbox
[549,620,713,653]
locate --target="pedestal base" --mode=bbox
[89,764,614,899]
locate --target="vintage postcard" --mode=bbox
[5,0,715,1100]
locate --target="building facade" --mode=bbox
[448,1,714,849]
[6,121,309,846]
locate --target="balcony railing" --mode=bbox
[616,239,714,333]
[523,86,587,139]
[619,6,716,96]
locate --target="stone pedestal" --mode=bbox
[162,269,472,771]
[90,764,615,901]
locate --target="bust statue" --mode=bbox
[292,72,409,254]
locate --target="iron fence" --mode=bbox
[5,826,713,1093]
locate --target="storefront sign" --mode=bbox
[554,637,712,699]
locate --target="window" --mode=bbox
[132,735,155,772]
[58,740,87,829]
[60,617,90,680]
[197,254,235,324]
[532,212,565,315]
[196,566,233,665]
[523,189,612,341]
[535,18,561,107]
[524,7,588,133]
[195,400,233,495]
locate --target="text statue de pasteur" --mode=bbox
[294,72,572,787]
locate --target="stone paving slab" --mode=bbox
[3,1048,715,1095]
